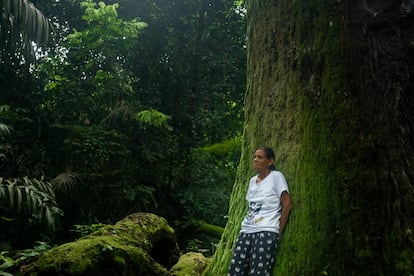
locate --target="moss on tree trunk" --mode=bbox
[204,0,414,275]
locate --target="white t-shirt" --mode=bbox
[240,170,289,234]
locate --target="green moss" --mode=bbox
[30,233,165,275]
[26,213,178,275]
[170,252,209,276]
[112,255,126,269]
[195,221,224,238]
[395,250,414,273]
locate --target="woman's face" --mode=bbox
[253,149,273,173]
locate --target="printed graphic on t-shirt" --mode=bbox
[245,202,263,225]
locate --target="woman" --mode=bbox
[228,147,292,276]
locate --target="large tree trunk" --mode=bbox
[205,0,414,275]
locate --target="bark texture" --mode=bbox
[204,0,414,275]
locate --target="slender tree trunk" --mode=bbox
[205,0,414,275]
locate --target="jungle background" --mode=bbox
[3,0,414,275]
[0,0,246,269]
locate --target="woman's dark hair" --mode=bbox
[256,146,276,170]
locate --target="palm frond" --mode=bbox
[52,170,81,191]
[0,123,12,135]
[6,178,16,210]
[16,182,22,212]
[0,176,63,229]
[100,101,136,126]
[44,206,53,228]
[1,0,51,45]
[0,178,5,199]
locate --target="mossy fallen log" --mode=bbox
[169,252,209,276]
[194,221,224,238]
[24,213,180,275]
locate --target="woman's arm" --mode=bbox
[279,191,292,235]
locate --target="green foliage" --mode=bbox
[124,0,246,146]
[0,251,14,272]
[175,137,241,227]
[0,241,50,274]
[68,0,147,58]
[0,177,63,229]
[14,241,50,262]
[185,239,205,253]
[135,109,171,128]
[27,2,168,227]
[180,221,224,256]
[201,137,242,162]
[0,105,12,163]
[54,124,130,174]
[48,122,162,224]
[71,223,106,237]
[36,0,148,126]
[0,105,12,136]
[171,138,240,257]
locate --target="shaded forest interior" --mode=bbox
[0,0,246,271]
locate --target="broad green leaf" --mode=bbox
[135,109,171,128]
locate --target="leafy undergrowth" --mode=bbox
[0,241,50,275]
